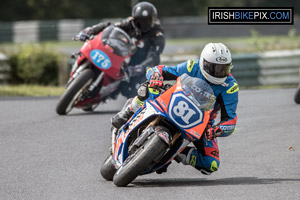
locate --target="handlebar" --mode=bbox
[150,81,175,93]
[72,35,94,41]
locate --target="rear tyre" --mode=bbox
[56,69,94,115]
[100,155,117,181]
[294,84,300,104]
[113,133,168,187]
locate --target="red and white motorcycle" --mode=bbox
[56,26,136,115]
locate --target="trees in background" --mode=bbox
[0,0,299,21]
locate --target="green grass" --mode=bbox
[0,84,297,97]
[0,85,64,96]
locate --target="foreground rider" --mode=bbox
[77,1,165,97]
[111,42,239,175]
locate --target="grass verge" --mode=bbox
[0,84,297,97]
[0,85,64,96]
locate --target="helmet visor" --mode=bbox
[134,17,154,33]
[203,59,231,78]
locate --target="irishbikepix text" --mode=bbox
[208,8,293,25]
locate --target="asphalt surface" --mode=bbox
[1,88,300,200]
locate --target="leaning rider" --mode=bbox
[111,43,239,175]
[77,2,165,97]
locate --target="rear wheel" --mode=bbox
[56,69,94,115]
[294,84,300,104]
[113,132,168,187]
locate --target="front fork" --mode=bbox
[66,59,90,87]
[68,59,104,98]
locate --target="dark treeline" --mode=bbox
[0,0,299,21]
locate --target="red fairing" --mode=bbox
[80,32,126,80]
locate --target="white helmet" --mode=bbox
[200,43,232,85]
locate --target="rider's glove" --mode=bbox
[149,72,164,88]
[77,27,94,42]
[206,126,223,141]
[127,65,144,77]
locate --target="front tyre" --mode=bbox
[100,155,117,181]
[294,84,300,104]
[113,134,168,187]
[56,69,94,115]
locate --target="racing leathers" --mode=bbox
[112,58,238,174]
[81,17,166,97]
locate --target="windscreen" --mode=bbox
[180,74,216,111]
[102,26,136,57]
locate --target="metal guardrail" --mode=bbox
[258,50,300,85]
[0,53,10,84]
[161,54,260,86]
[1,50,299,86]
[161,50,300,86]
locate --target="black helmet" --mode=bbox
[132,2,157,33]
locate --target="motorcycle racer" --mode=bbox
[111,42,239,175]
[77,1,165,97]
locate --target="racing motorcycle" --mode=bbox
[294,67,300,104]
[56,26,136,115]
[100,74,216,187]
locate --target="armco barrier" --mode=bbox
[0,22,13,43]
[161,50,300,86]
[161,54,260,86]
[258,50,300,85]
[39,20,58,41]
[1,50,299,86]
[0,53,10,84]
[231,54,260,86]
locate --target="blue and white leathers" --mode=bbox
[146,59,239,173]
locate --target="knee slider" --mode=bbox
[210,160,219,172]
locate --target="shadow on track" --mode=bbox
[131,177,300,187]
[65,110,120,116]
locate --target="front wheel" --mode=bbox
[294,84,300,104]
[100,155,117,181]
[113,133,168,187]
[56,69,94,115]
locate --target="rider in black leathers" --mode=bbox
[78,2,166,98]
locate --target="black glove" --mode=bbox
[77,27,94,42]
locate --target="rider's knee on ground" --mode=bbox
[189,149,220,174]
[195,158,219,175]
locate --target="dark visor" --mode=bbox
[203,59,231,78]
[134,18,154,33]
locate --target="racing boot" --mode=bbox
[111,83,148,129]
[111,98,134,129]
[175,146,194,165]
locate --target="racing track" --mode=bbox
[0,88,300,200]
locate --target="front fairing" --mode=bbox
[80,33,125,80]
[155,76,215,141]
[113,101,165,168]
